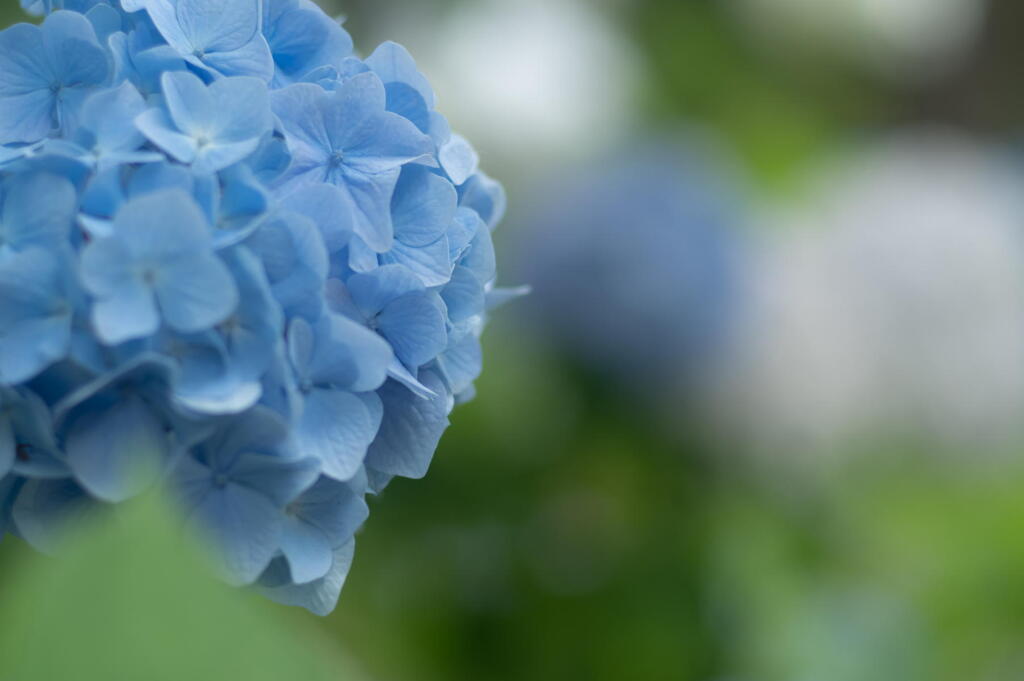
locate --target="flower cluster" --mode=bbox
[514,141,741,397]
[0,0,509,614]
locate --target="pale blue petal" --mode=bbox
[136,107,198,163]
[294,389,381,481]
[439,133,479,186]
[321,72,386,151]
[270,83,331,155]
[3,172,76,249]
[279,515,332,583]
[229,454,320,508]
[392,165,457,247]
[78,82,150,157]
[279,182,354,252]
[194,139,262,174]
[377,292,448,369]
[136,0,195,57]
[41,11,108,89]
[287,475,367,547]
[155,253,238,333]
[381,236,452,287]
[259,540,354,615]
[367,371,451,479]
[439,333,482,395]
[442,265,485,323]
[12,478,97,555]
[0,417,13,478]
[343,111,432,173]
[385,356,437,400]
[201,35,274,81]
[176,0,260,53]
[207,76,272,143]
[286,316,315,379]
[187,483,282,585]
[0,249,73,384]
[461,225,498,283]
[161,70,212,136]
[347,263,425,317]
[65,394,169,502]
[92,292,158,345]
[459,171,506,228]
[307,313,392,392]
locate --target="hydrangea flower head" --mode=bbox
[514,140,742,396]
[0,0,511,614]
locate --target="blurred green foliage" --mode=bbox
[323,323,1024,681]
[0,494,364,681]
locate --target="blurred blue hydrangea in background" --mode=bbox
[512,139,744,398]
[0,0,511,614]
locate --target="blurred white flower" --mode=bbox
[716,132,1024,459]
[389,0,642,172]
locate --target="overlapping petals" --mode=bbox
[0,0,512,614]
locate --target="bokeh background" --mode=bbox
[5,1,1024,679]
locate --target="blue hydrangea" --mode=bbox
[0,0,512,615]
[513,141,742,396]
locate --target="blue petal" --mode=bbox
[160,70,213,137]
[287,475,367,548]
[6,387,67,479]
[336,166,399,253]
[200,34,274,81]
[0,249,73,384]
[439,332,483,395]
[65,394,170,502]
[175,0,260,53]
[381,236,452,287]
[155,264,238,335]
[278,513,332,583]
[270,83,331,160]
[11,477,97,555]
[364,41,435,130]
[0,24,53,144]
[458,171,506,229]
[306,313,392,392]
[346,263,425,318]
[90,284,160,345]
[229,453,320,508]
[294,389,381,481]
[135,107,198,163]
[3,172,77,250]
[439,133,479,186]
[0,415,13,479]
[461,223,498,283]
[259,540,355,615]
[442,265,485,323]
[78,83,150,157]
[265,0,352,83]
[207,75,273,144]
[392,165,458,247]
[186,482,283,586]
[41,11,108,87]
[280,183,355,253]
[367,371,451,479]
[377,292,448,368]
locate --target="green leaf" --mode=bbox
[0,492,366,681]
